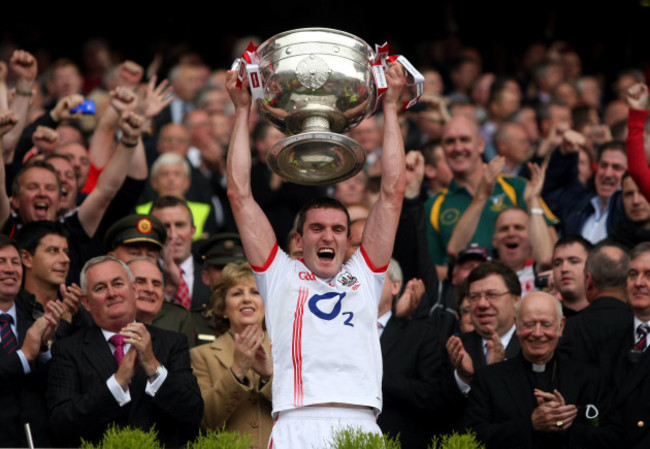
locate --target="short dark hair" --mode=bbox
[15,220,70,255]
[150,195,194,227]
[466,260,522,297]
[295,197,351,237]
[554,234,594,255]
[0,234,20,254]
[11,160,61,197]
[597,140,626,162]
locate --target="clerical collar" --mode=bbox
[532,362,546,372]
[524,354,557,374]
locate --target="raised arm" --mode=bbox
[625,83,650,199]
[225,71,276,267]
[2,50,38,159]
[523,163,556,270]
[447,156,505,261]
[0,110,18,226]
[77,110,145,237]
[361,62,407,268]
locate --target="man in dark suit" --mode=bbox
[150,196,212,310]
[558,242,631,386]
[612,241,650,449]
[465,291,620,449]
[442,261,522,430]
[46,255,203,447]
[377,259,448,448]
[447,261,522,395]
[0,235,64,448]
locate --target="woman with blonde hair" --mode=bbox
[190,261,272,447]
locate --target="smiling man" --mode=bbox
[615,242,650,448]
[43,154,78,216]
[151,196,211,310]
[1,108,150,285]
[127,257,195,348]
[465,291,620,449]
[426,115,557,280]
[0,234,63,448]
[491,206,555,295]
[543,138,627,244]
[16,221,70,309]
[46,255,202,447]
[446,261,521,394]
[225,61,406,447]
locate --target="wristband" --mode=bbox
[120,138,139,148]
[15,87,33,97]
[529,207,544,216]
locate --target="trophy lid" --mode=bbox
[256,27,375,59]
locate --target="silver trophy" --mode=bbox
[252,28,379,185]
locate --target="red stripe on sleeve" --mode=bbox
[250,242,279,273]
[360,244,389,273]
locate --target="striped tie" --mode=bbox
[0,313,17,354]
[634,323,649,351]
[174,269,192,310]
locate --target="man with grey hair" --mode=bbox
[137,153,217,240]
[614,242,650,449]
[612,241,650,448]
[46,255,202,447]
[377,259,447,448]
[465,291,620,448]
[558,242,632,385]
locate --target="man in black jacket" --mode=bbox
[0,234,63,448]
[46,255,202,447]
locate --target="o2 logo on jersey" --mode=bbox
[307,291,354,326]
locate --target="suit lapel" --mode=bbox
[83,327,120,380]
[212,332,235,368]
[464,332,487,368]
[15,300,31,345]
[380,316,405,356]
[14,290,41,344]
[505,335,521,359]
[503,357,533,416]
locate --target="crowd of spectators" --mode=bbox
[1,25,650,449]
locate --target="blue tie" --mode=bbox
[0,313,18,354]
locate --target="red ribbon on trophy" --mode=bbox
[232,38,423,112]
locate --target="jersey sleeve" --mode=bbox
[627,108,650,199]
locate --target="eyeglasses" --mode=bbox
[467,291,511,303]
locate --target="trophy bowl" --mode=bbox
[255,28,378,185]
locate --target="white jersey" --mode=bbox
[252,243,385,416]
[517,261,537,297]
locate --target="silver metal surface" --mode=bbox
[256,28,378,185]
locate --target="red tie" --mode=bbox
[174,268,192,310]
[109,334,125,366]
[0,313,17,354]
